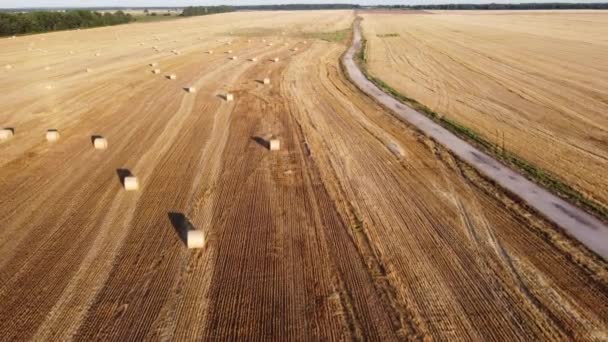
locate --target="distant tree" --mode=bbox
[180,6,235,17]
[0,10,134,37]
[234,4,359,10]
[385,2,608,10]
[179,4,360,16]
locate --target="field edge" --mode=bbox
[348,16,608,224]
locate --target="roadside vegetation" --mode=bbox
[354,23,608,221]
[0,10,133,37]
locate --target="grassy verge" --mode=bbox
[304,29,351,43]
[353,23,608,221]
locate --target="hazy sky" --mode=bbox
[2,0,606,8]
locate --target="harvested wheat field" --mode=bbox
[360,10,608,208]
[0,10,607,340]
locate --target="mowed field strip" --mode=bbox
[361,10,608,208]
[0,10,607,340]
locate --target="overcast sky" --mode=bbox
[1,0,606,8]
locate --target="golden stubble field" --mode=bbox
[361,10,608,207]
[0,10,607,340]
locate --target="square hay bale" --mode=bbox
[94,137,108,150]
[226,93,234,102]
[269,139,280,151]
[186,87,196,93]
[273,57,280,62]
[86,68,93,73]
[152,69,161,74]
[124,176,139,191]
[226,50,233,54]
[45,85,54,90]
[46,130,60,142]
[227,42,232,45]
[292,47,299,51]
[187,230,205,249]
[250,57,258,62]
[150,62,158,67]
[267,43,273,47]
[0,128,14,141]
[263,77,270,85]
[231,56,238,60]
[207,50,214,54]
[168,74,177,80]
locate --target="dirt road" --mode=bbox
[0,11,607,340]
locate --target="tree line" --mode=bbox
[385,3,608,10]
[0,10,134,37]
[3,2,605,37]
[236,4,360,10]
[180,6,235,17]
[180,4,360,17]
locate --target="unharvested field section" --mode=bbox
[361,10,608,207]
[0,10,607,340]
